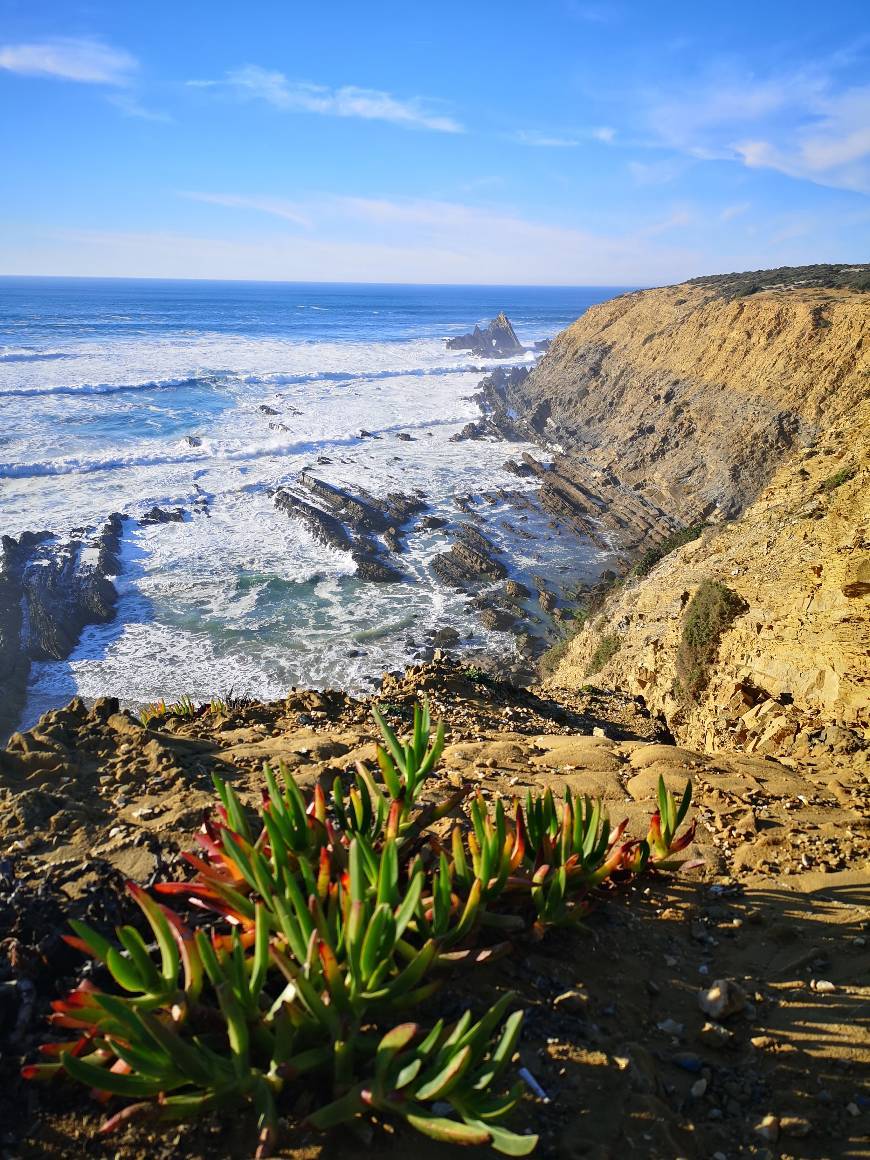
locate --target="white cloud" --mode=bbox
[515,130,579,147]
[189,65,463,133]
[107,93,171,122]
[152,189,703,284]
[0,37,136,85]
[592,126,616,143]
[182,191,312,228]
[642,64,870,193]
[719,201,751,222]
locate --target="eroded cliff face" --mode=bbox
[494,284,868,523]
[525,283,869,763]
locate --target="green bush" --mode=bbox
[820,466,856,492]
[632,523,709,579]
[676,580,746,701]
[586,634,621,676]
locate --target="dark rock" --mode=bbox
[396,432,414,442]
[259,404,280,416]
[505,579,531,600]
[431,525,508,590]
[418,515,448,531]
[140,506,184,526]
[432,627,461,648]
[446,313,525,359]
[534,338,552,352]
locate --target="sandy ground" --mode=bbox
[1,661,867,1159]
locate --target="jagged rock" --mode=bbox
[446,313,525,358]
[140,506,184,525]
[258,404,280,416]
[431,525,508,590]
[0,521,124,741]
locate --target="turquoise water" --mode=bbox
[0,277,627,720]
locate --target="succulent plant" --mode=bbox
[25,700,696,1156]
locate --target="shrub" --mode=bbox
[820,467,856,492]
[632,523,709,579]
[676,580,746,701]
[26,703,695,1157]
[586,634,621,676]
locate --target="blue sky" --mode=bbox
[1,0,868,284]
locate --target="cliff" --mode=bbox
[498,279,870,763]
[487,283,867,524]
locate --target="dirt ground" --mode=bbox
[1,660,867,1159]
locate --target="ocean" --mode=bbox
[0,277,625,725]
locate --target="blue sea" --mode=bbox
[0,277,625,721]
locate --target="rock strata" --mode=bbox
[273,473,426,584]
[0,516,124,741]
[446,312,525,358]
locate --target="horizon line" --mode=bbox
[0,272,651,290]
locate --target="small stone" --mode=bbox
[671,1052,703,1073]
[657,1018,684,1036]
[691,1078,708,1098]
[698,1021,735,1049]
[753,1114,780,1142]
[751,1035,776,1050]
[846,1102,860,1117]
[592,726,608,739]
[811,979,836,994]
[699,979,747,1020]
[553,988,590,1014]
[780,1115,812,1138]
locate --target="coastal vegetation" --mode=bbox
[675,580,747,702]
[585,633,622,677]
[631,523,709,578]
[25,702,695,1157]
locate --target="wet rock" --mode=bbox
[431,525,508,590]
[140,505,184,525]
[446,312,525,358]
[258,404,280,416]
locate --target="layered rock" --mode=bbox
[483,284,868,524]
[546,394,869,765]
[273,473,426,583]
[0,516,124,741]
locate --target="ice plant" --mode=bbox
[25,700,696,1156]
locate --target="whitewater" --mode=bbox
[0,278,622,726]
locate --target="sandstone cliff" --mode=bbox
[489,284,867,523]
[510,280,869,763]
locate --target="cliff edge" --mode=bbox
[508,276,869,764]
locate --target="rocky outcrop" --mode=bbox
[0,516,124,741]
[273,474,426,584]
[547,399,869,765]
[483,284,868,524]
[446,312,525,358]
[431,524,508,590]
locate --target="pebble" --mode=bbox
[698,978,747,1020]
[690,1078,708,1098]
[753,1114,780,1142]
[846,1102,860,1117]
[553,989,589,1013]
[811,979,837,993]
[671,1052,704,1073]
[698,1020,734,1049]
[657,1018,684,1036]
[780,1115,812,1138]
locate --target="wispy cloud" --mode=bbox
[514,126,615,147]
[719,201,751,221]
[168,189,701,284]
[514,130,579,147]
[188,65,463,133]
[182,191,312,228]
[107,93,171,122]
[641,61,870,193]
[0,37,136,85]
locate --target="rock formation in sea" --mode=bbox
[0,516,124,740]
[446,311,525,357]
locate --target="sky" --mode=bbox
[0,0,868,285]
